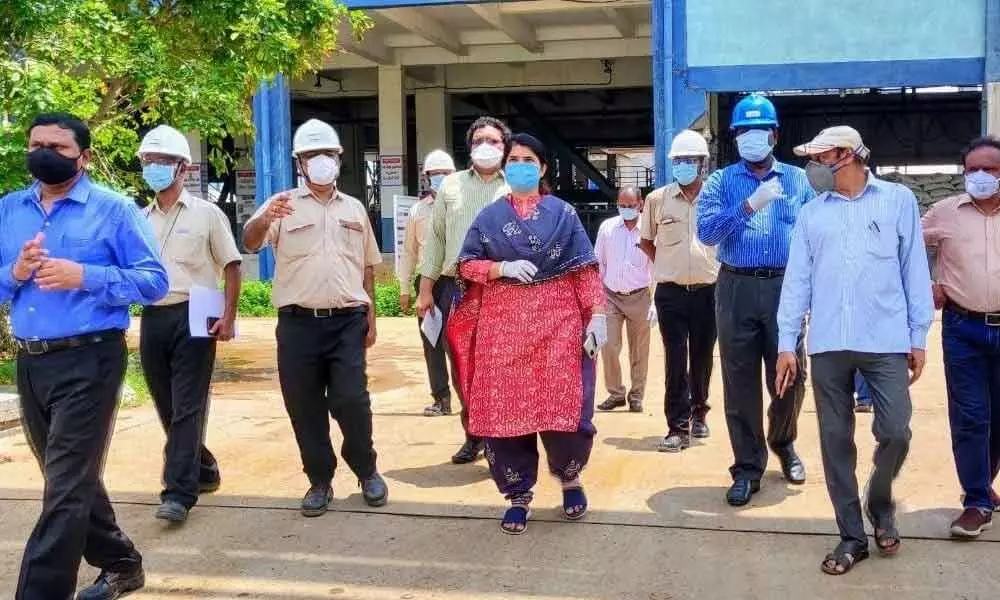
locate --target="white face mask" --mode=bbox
[965,170,1000,200]
[306,155,339,185]
[470,143,503,170]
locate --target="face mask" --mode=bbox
[306,155,339,186]
[805,154,849,194]
[735,129,773,163]
[142,163,178,192]
[27,148,80,185]
[504,162,540,193]
[965,170,1000,200]
[618,207,639,221]
[471,143,504,170]
[429,174,446,191]
[673,162,700,186]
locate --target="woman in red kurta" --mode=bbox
[447,134,607,534]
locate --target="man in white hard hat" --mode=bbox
[639,130,719,452]
[399,149,457,416]
[243,118,388,516]
[137,124,243,524]
[776,125,932,574]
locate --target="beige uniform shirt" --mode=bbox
[640,183,719,285]
[144,191,242,306]
[397,197,434,285]
[250,187,382,309]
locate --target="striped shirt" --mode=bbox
[420,168,508,279]
[696,160,815,268]
[776,173,934,355]
[594,216,652,293]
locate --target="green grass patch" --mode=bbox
[0,358,14,386]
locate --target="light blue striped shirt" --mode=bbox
[696,160,816,268]
[776,174,934,355]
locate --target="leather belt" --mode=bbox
[278,305,367,318]
[946,302,1000,327]
[612,287,649,296]
[16,329,124,356]
[662,281,715,292]
[721,264,785,279]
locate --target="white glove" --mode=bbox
[647,304,657,325]
[746,178,784,212]
[586,314,608,348]
[499,260,538,283]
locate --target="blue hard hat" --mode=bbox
[730,93,778,129]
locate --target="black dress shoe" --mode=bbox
[155,500,188,523]
[597,397,627,411]
[691,420,711,439]
[76,565,145,600]
[301,484,333,517]
[452,440,484,464]
[726,479,761,506]
[777,450,807,484]
[199,479,221,494]
[361,472,388,507]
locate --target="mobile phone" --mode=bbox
[206,317,219,334]
[583,333,598,359]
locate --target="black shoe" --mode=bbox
[361,472,388,507]
[154,500,188,523]
[423,398,453,416]
[726,479,761,506]
[301,484,333,517]
[199,479,221,494]
[776,449,807,484]
[597,397,627,411]
[452,440,484,464]
[628,400,643,413]
[76,566,145,600]
[691,420,710,439]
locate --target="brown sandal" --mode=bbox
[821,542,870,576]
[875,527,902,556]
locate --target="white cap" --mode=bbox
[794,125,870,160]
[422,149,455,173]
[668,130,710,159]
[292,119,343,156]
[138,125,192,163]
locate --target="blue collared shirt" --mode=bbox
[0,176,168,340]
[696,160,816,268]
[776,174,934,355]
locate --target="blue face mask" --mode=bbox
[673,161,700,186]
[143,163,178,192]
[505,162,541,193]
[618,207,639,221]
[736,129,774,163]
[429,174,446,192]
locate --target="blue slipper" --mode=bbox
[500,505,531,535]
[562,487,588,520]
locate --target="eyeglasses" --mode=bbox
[471,137,504,146]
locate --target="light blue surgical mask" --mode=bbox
[505,162,541,193]
[618,207,639,221]
[142,163,178,192]
[736,129,774,163]
[673,161,700,186]
[429,174,446,191]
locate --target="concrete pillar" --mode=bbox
[986,0,999,135]
[378,65,407,252]
[415,87,451,169]
[251,74,292,280]
[651,0,675,186]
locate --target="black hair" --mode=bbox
[960,136,1000,167]
[29,113,91,150]
[465,116,511,149]
[505,132,552,195]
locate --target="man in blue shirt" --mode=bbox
[696,94,815,506]
[776,126,933,575]
[1,114,168,600]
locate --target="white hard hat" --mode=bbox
[794,125,870,160]
[668,130,710,159]
[292,119,343,156]
[422,149,455,173]
[138,125,192,163]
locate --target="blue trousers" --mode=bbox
[942,308,1000,511]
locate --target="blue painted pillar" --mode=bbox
[651,0,674,187]
[985,0,999,135]
[251,74,293,281]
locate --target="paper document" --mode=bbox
[188,285,233,338]
[420,306,443,347]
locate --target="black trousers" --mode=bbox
[436,276,480,444]
[276,309,377,485]
[415,276,451,402]
[15,335,141,600]
[139,302,220,508]
[716,269,807,481]
[655,282,717,435]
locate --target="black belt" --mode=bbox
[16,329,124,356]
[142,301,188,312]
[610,287,649,297]
[946,302,1000,327]
[662,281,715,292]
[278,305,367,318]
[721,264,785,279]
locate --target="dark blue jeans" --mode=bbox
[942,308,1000,510]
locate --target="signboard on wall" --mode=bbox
[380,155,404,187]
[392,194,419,278]
[235,170,256,197]
[184,164,204,197]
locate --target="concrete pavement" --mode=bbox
[0,317,997,599]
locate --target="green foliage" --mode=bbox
[375,279,404,318]
[0,358,14,386]
[0,304,16,360]
[0,0,371,193]
[238,280,277,317]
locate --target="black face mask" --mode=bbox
[26,148,81,185]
